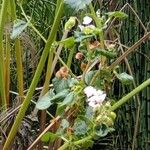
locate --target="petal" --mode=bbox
[87,96,96,102]
[84,86,96,98]
[83,16,92,25]
[88,101,96,108]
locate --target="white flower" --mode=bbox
[83,16,92,25]
[84,86,97,98]
[84,86,106,109]
[88,101,99,108]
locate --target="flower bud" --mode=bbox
[75,52,84,60]
[83,25,95,34]
[65,17,76,30]
[109,112,116,120]
[80,63,87,72]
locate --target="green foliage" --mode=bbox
[106,11,128,19]
[36,89,70,110]
[59,37,75,48]
[64,0,92,11]
[116,72,134,85]
[52,77,70,93]
[36,90,55,110]
[73,119,88,136]
[41,132,58,143]
[11,19,28,39]
[57,119,70,135]
[59,92,74,107]
[95,124,114,138]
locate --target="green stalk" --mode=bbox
[89,3,106,66]
[110,78,150,111]
[67,46,75,68]
[58,135,92,150]
[3,1,64,149]
[10,0,24,98]
[0,0,9,109]
[5,33,11,106]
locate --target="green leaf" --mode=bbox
[59,92,74,107]
[106,11,128,19]
[85,106,94,119]
[36,90,55,110]
[73,119,88,136]
[95,48,117,58]
[36,89,69,110]
[116,72,134,85]
[59,37,75,48]
[68,78,79,88]
[11,19,28,39]
[75,31,94,42]
[95,124,109,137]
[64,0,92,11]
[51,89,70,103]
[85,71,95,84]
[41,132,58,143]
[52,77,70,93]
[57,119,69,134]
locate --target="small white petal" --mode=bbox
[87,96,96,102]
[83,16,92,25]
[88,101,100,109]
[84,86,96,98]
[98,93,106,102]
[88,101,96,107]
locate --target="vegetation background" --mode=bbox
[0,0,149,149]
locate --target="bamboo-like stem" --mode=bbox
[0,0,9,109]
[110,78,150,111]
[3,1,64,149]
[118,38,141,150]
[10,0,24,99]
[5,33,11,106]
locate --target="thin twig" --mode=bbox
[27,116,61,150]
[109,32,150,70]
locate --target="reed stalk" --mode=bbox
[0,0,10,110]
[3,1,64,149]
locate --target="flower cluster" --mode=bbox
[84,86,106,109]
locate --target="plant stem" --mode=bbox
[20,5,47,43]
[67,46,75,68]
[3,1,64,149]
[110,78,150,111]
[10,0,24,99]
[58,135,92,150]
[0,0,9,109]
[5,33,11,106]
